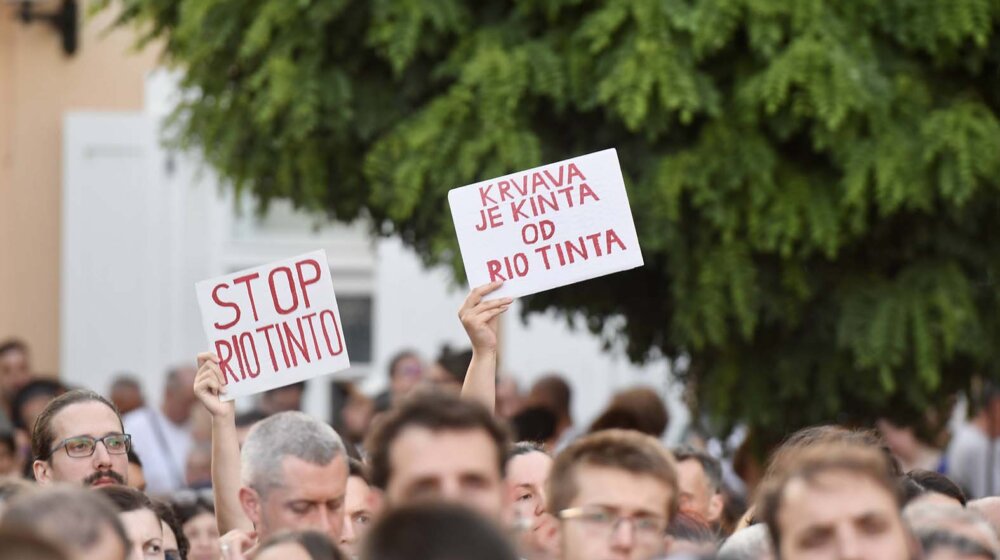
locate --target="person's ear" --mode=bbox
[238,486,263,528]
[33,459,52,484]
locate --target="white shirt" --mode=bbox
[124,406,193,495]
[945,422,1000,499]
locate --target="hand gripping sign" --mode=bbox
[195,250,350,400]
[448,148,644,300]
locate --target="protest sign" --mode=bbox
[195,250,350,400]
[448,148,643,300]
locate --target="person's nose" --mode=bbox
[609,518,636,551]
[340,513,356,544]
[441,477,462,501]
[836,526,863,560]
[92,440,112,469]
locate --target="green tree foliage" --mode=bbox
[104,0,1000,438]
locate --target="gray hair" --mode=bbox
[904,502,1000,556]
[718,524,774,560]
[241,411,346,493]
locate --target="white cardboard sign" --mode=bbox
[448,148,643,300]
[195,250,350,400]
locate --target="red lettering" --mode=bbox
[566,238,589,263]
[320,310,345,356]
[511,199,530,222]
[606,228,627,253]
[487,259,506,282]
[233,273,260,321]
[268,266,299,314]
[295,259,322,309]
[567,162,586,183]
[211,283,241,330]
[282,318,311,366]
[543,165,565,187]
[498,180,512,202]
[214,339,241,384]
[479,183,497,206]
[255,324,280,370]
[578,182,600,204]
[239,332,261,378]
[534,245,553,269]
[301,312,322,358]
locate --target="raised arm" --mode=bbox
[193,352,254,535]
[459,281,512,414]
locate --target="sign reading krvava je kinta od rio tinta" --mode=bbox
[449,148,644,300]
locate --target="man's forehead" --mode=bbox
[781,472,898,526]
[570,464,672,514]
[51,401,122,436]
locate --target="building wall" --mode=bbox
[0,1,158,374]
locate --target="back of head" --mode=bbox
[904,502,1000,558]
[365,391,510,490]
[31,389,121,461]
[97,484,156,513]
[361,503,519,560]
[2,486,128,558]
[0,528,69,560]
[548,429,678,518]
[969,497,1000,538]
[900,469,967,507]
[259,530,345,560]
[529,375,572,422]
[604,387,669,437]
[13,378,68,431]
[434,345,473,385]
[758,442,900,554]
[242,411,345,493]
[718,524,773,560]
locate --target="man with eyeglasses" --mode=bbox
[31,389,131,487]
[543,429,679,560]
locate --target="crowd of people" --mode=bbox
[0,281,999,559]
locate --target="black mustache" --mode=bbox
[84,470,125,486]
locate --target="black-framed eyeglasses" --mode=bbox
[47,434,131,459]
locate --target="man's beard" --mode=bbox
[83,469,125,486]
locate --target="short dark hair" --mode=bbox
[0,339,27,356]
[97,485,156,514]
[529,375,572,421]
[759,443,901,554]
[361,503,519,560]
[507,441,548,463]
[110,375,142,392]
[901,469,967,507]
[365,391,510,490]
[236,409,269,428]
[434,345,473,384]
[348,457,371,485]
[548,429,679,519]
[259,530,345,560]
[12,379,67,431]
[388,350,419,380]
[510,406,557,442]
[31,390,122,461]
[589,387,669,438]
[1,486,129,559]
[173,494,215,526]
[0,429,15,455]
[673,445,723,493]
